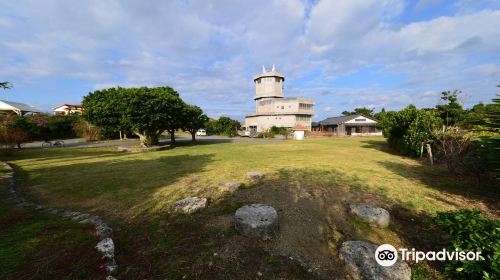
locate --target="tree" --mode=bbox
[217,116,240,137]
[0,82,12,89]
[379,105,442,156]
[204,116,240,137]
[182,105,208,141]
[342,107,375,117]
[83,86,186,147]
[436,90,465,127]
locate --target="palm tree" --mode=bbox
[1,82,12,89]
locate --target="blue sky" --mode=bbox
[1,0,499,121]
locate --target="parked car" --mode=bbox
[196,129,207,136]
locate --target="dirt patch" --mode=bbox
[219,168,406,278]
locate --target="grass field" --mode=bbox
[2,137,498,279]
[0,177,103,279]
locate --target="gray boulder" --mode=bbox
[219,182,241,192]
[339,241,411,280]
[96,238,115,259]
[246,171,264,181]
[95,222,113,239]
[349,204,390,228]
[173,197,207,214]
[235,204,278,238]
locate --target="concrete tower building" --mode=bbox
[245,65,314,133]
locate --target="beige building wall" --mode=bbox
[245,115,297,131]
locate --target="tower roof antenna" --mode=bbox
[262,65,267,73]
[272,64,275,71]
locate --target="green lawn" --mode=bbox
[0,178,103,279]
[2,137,497,279]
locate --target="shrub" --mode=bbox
[435,210,500,279]
[269,126,291,139]
[379,105,442,156]
[205,116,240,137]
[73,120,101,142]
[0,115,27,154]
[433,130,496,184]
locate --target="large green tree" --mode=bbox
[182,105,208,141]
[83,86,186,147]
[342,107,375,117]
[436,90,465,127]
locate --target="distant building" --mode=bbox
[0,100,41,116]
[244,65,314,133]
[53,104,83,115]
[313,114,382,136]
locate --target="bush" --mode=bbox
[433,130,496,184]
[379,105,442,156]
[269,126,291,139]
[435,209,500,279]
[0,115,28,154]
[205,116,240,137]
[8,114,81,142]
[73,120,101,141]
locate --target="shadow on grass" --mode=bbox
[10,151,215,215]
[377,160,500,215]
[111,167,450,279]
[0,178,104,279]
[359,139,402,156]
[6,147,456,279]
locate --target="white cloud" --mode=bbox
[0,0,498,116]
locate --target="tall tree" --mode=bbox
[182,105,208,141]
[342,107,375,117]
[83,86,186,147]
[436,90,465,127]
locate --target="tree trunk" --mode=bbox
[191,131,196,142]
[169,130,176,146]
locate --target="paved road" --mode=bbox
[21,135,284,149]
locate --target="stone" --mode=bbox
[106,276,118,280]
[219,182,241,192]
[349,204,390,228]
[235,204,278,238]
[339,241,411,280]
[173,197,207,214]
[246,171,264,181]
[47,208,62,215]
[79,215,101,224]
[95,222,113,239]
[96,238,115,259]
[105,258,117,273]
[72,213,91,222]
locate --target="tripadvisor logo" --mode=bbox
[375,244,483,266]
[375,244,398,266]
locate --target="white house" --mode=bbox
[0,100,42,116]
[313,114,382,136]
[53,104,83,115]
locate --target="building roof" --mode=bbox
[53,104,82,110]
[0,99,42,113]
[318,114,376,125]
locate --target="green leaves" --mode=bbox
[435,210,500,279]
[379,105,442,156]
[82,86,190,146]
